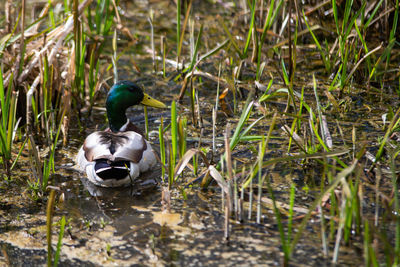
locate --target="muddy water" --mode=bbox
[0,169,361,266]
[1,0,399,266]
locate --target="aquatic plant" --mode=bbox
[0,70,20,177]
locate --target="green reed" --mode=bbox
[169,100,178,187]
[34,51,65,190]
[89,0,116,99]
[327,171,338,240]
[178,116,187,158]
[291,160,357,257]
[73,0,83,96]
[266,177,295,266]
[87,0,114,37]
[302,10,332,73]
[373,107,400,167]
[0,70,19,176]
[63,0,71,13]
[342,172,360,244]
[48,0,56,28]
[363,220,379,266]
[210,97,264,180]
[42,111,64,190]
[300,0,390,91]
[390,154,400,265]
[72,0,116,101]
[256,0,282,80]
[187,24,203,73]
[88,47,100,104]
[340,6,363,89]
[159,117,166,182]
[218,0,257,60]
[243,0,256,59]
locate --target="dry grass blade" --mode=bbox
[208,165,231,197]
[225,123,233,181]
[174,148,210,177]
[344,43,383,85]
[321,115,333,149]
[15,0,93,85]
[178,0,193,56]
[161,186,171,212]
[210,163,233,221]
[304,0,331,16]
[281,124,304,148]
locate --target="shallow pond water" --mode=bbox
[0,168,366,266]
[1,0,400,266]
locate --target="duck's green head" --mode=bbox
[106,80,166,132]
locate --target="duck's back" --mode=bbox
[76,130,156,187]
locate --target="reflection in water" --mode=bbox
[80,171,158,198]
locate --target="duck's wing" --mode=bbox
[82,131,147,163]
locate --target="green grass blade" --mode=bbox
[188,24,203,72]
[331,0,339,34]
[229,101,254,150]
[266,176,290,263]
[243,0,256,57]
[171,101,178,183]
[302,10,330,72]
[364,0,384,29]
[198,39,229,63]
[0,67,7,131]
[6,92,17,159]
[10,137,28,171]
[374,107,400,164]
[178,116,187,157]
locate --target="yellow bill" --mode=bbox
[141,93,167,108]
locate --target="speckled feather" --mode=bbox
[76,130,157,187]
[82,131,147,163]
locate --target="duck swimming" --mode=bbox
[76,80,166,187]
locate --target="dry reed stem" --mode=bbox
[1,0,93,89]
[18,0,93,85]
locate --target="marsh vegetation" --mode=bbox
[1,0,400,266]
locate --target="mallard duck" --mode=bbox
[76,80,166,187]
